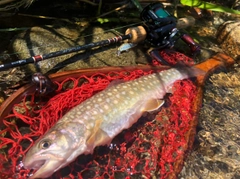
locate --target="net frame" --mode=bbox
[0,51,234,179]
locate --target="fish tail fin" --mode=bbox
[175,62,206,78]
[180,66,206,78]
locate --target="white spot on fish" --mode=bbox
[87,106,91,109]
[165,76,169,79]
[104,105,109,110]
[124,100,129,105]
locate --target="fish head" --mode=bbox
[23,128,85,178]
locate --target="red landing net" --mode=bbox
[0,50,196,179]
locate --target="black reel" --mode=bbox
[140,2,201,56]
[141,2,179,48]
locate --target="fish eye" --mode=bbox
[39,140,51,149]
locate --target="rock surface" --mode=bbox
[217,21,240,60]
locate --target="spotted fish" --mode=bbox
[23,66,202,178]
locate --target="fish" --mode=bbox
[23,66,203,178]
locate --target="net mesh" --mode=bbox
[0,50,196,179]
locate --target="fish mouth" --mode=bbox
[24,158,49,178]
[23,154,63,178]
[23,152,49,169]
[26,159,47,170]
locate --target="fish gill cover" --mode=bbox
[0,50,196,179]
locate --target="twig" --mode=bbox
[0,0,34,11]
[96,2,131,18]
[76,0,98,6]
[0,0,17,6]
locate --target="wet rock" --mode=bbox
[216,21,240,59]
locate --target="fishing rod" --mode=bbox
[0,2,200,72]
[0,26,147,71]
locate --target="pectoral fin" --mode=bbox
[86,119,102,145]
[86,119,111,149]
[166,85,173,93]
[142,99,165,112]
